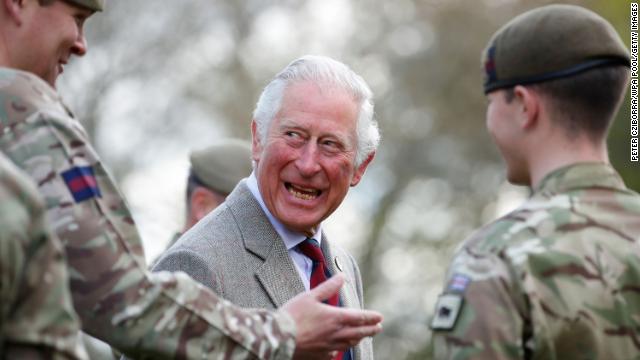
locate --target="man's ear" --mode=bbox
[251,119,263,164]
[190,187,222,222]
[350,151,375,187]
[4,0,26,26]
[513,85,540,131]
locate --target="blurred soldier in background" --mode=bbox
[169,139,252,250]
[150,139,252,269]
[0,153,87,360]
[0,0,382,359]
[430,4,639,359]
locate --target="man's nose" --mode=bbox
[295,142,322,177]
[71,34,88,56]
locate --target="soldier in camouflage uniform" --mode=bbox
[0,1,383,359]
[0,153,87,360]
[430,5,639,359]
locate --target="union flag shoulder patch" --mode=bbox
[447,274,471,293]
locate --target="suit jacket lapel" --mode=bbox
[321,234,363,360]
[321,233,358,309]
[227,181,305,307]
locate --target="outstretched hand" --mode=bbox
[280,274,383,360]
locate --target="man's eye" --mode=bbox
[321,140,342,152]
[285,131,300,138]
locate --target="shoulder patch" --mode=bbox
[430,293,464,331]
[447,273,471,293]
[61,166,101,203]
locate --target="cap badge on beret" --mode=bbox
[483,45,497,89]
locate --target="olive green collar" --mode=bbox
[534,162,625,195]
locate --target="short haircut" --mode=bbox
[184,169,225,214]
[252,55,380,167]
[504,65,630,141]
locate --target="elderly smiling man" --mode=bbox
[154,55,380,360]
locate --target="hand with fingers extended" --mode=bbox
[280,274,383,360]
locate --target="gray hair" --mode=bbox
[252,55,380,166]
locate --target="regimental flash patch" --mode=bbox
[430,293,464,331]
[61,166,101,203]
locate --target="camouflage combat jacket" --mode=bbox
[0,153,87,359]
[431,163,640,359]
[0,68,296,360]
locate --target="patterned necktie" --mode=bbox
[297,238,348,360]
[297,238,340,306]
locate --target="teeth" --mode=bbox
[294,185,316,192]
[287,184,320,200]
[289,188,316,200]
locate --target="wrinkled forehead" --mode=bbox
[284,80,358,114]
[293,79,361,103]
[281,80,360,110]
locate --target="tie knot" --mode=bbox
[297,238,325,263]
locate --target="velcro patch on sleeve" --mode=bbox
[61,166,101,203]
[430,293,464,331]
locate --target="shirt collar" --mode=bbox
[247,171,323,250]
[534,162,626,195]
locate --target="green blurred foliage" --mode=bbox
[593,0,640,191]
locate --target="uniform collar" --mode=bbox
[534,162,626,195]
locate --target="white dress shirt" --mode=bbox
[246,171,322,291]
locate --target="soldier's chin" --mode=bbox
[44,70,59,88]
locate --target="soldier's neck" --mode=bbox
[529,136,609,188]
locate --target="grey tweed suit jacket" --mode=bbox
[153,180,374,360]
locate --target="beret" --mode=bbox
[482,4,629,93]
[66,0,104,11]
[190,139,252,195]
